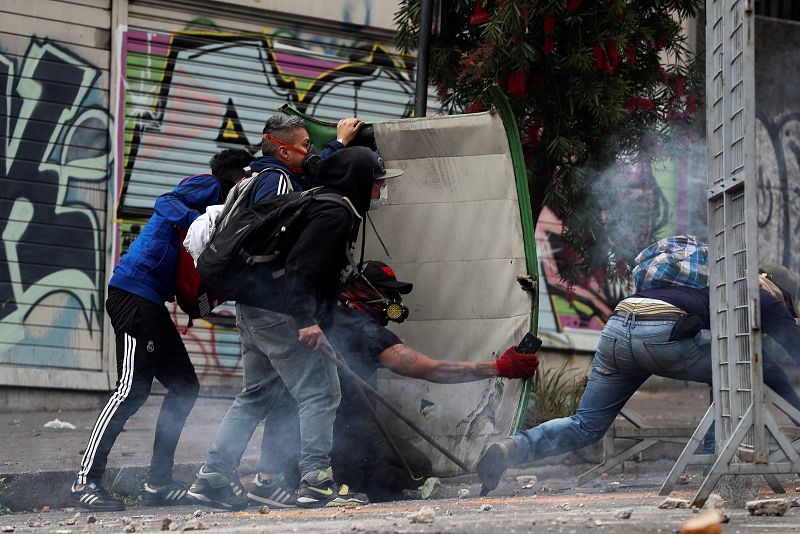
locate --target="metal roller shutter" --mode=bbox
[119,1,428,391]
[0,0,113,390]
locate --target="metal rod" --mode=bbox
[319,343,470,473]
[414,0,434,118]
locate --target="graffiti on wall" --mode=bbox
[756,113,800,271]
[120,27,416,212]
[0,38,109,368]
[536,151,708,333]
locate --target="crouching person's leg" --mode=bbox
[477,319,648,493]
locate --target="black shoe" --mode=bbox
[247,475,297,508]
[296,468,369,508]
[187,466,248,511]
[476,437,519,494]
[68,482,125,512]
[141,480,190,506]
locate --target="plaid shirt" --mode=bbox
[631,235,708,292]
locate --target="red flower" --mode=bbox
[465,100,484,113]
[543,14,556,34]
[625,97,656,111]
[654,35,666,50]
[469,1,490,25]
[508,68,527,98]
[617,9,625,21]
[686,93,698,115]
[607,41,619,69]
[624,47,637,65]
[544,35,555,55]
[530,70,545,86]
[495,76,507,90]
[673,74,685,97]
[592,45,605,70]
[566,0,582,12]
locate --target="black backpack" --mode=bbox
[196,187,358,302]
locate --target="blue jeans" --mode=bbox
[513,316,713,464]
[205,304,341,477]
[513,315,800,463]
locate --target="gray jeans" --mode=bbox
[205,304,341,477]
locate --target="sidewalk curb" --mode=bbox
[1,459,261,512]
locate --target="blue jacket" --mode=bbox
[248,140,344,204]
[109,174,223,305]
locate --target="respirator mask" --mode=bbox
[359,291,409,325]
[262,133,321,177]
[369,184,388,211]
[341,275,410,326]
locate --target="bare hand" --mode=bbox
[298,324,324,351]
[336,117,364,146]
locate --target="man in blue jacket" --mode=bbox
[69,148,253,512]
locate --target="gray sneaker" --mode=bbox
[187,466,248,511]
[247,475,297,508]
[296,467,369,508]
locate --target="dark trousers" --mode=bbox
[76,287,199,486]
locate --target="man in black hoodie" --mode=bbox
[189,147,379,510]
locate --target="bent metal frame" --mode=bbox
[659,0,800,506]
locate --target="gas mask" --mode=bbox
[381,294,409,323]
[369,184,388,211]
[300,144,321,178]
[340,278,410,326]
[262,133,320,177]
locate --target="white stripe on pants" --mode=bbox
[76,334,136,485]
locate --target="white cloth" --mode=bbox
[184,204,224,264]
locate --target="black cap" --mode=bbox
[371,150,404,180]
[360,261,413,294]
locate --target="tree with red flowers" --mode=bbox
[395,0,703,283]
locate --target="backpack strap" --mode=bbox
[214,167,291,236]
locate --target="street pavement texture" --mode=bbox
[3,380,800,531]
[0,473,799,533]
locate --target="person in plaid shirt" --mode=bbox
[476,236,800,493]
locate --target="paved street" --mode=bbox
[1,472,799,533]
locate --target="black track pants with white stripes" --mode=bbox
[76,287,199,487]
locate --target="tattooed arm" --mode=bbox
[377,344,498,384]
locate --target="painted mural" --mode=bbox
[536,150,709,335]
[755,17,800,273]
[0,38,110,371]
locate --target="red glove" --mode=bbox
[495,346,539,379]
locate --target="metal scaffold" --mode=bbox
[660,0,800,506]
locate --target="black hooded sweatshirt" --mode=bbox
[264,147,374,328]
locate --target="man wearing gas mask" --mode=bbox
[250,261,540,504]
[248,113,364,201]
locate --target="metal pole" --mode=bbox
[414,0,434,118]
[319,343,470,473]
